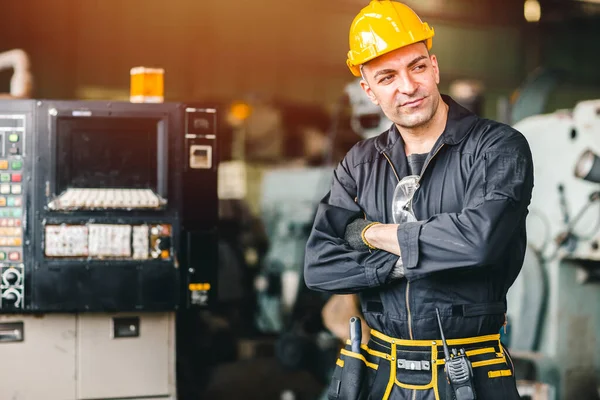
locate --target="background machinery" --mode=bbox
[507,98,600,400]
[0,99,219,400]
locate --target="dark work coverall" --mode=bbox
[304,96,534,399]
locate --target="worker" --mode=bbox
[304,1,534,399]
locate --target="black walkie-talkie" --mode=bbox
[435,308,477,400]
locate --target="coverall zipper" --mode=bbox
[382,143,445,342]
[417,144,445,185]
[382,151,415,341]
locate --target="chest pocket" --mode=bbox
[484,151,527,203]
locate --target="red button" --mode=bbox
[11,174,21,182]
[8,252,20,261]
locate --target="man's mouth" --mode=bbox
[400,97,425,108]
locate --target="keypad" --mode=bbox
[0,118,25,310]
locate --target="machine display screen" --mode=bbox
[55,116,161,193]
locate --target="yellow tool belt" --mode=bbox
[332,329,516,400]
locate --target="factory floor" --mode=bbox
[177,312,328,400]
[202,357,325,400]
[176,294,331,400]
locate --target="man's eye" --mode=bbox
[414,64,426,72]
[378,75,393,84]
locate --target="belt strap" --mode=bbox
[371,329,501,347]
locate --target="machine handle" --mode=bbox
[0,322,24,342]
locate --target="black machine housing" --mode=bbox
[0,99,218,313]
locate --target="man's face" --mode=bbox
[360,42,441,130]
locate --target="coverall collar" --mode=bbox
[374,94,477,154]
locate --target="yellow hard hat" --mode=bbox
[346,1,435,77]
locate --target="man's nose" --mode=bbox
[395,74,418,96]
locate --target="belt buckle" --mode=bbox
[397,359,431,371]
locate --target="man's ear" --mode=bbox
[360,79,379,106]
[430,54,440,85]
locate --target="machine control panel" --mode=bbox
[0,114,26,310]
[44,224,172,260]
[0,100,218,313]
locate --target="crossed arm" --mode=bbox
[362,223,401,256]
[304,137,534,293]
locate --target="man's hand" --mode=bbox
[344,218,379,251]
[345,220,405,280]
[364,223,401,256]
[345,219,401,256]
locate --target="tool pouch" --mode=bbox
[328,344,383,400]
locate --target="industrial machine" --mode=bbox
[255,167,332,333]
[507,99,600,400]
[0,100,218,400]
[344,78,391,140]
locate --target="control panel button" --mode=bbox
[8,252,20,261]
[3,268,21,285]
[0,197,5,207]
[2,287,22,308]
[8,134,19,143]
[11,174,21,182]
[9,147,19,155]
[0,161,7,170]
[1,173,9,182]
[11,185,21,195]
[0,184,9,194]
[0,237,22,246]
[6,197,20,207]
[0,252,5,261]
[0,227,21,236]
[1,218,16,227]
[10,160,21,170]
[0,237,19,246]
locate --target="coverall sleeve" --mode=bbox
[304,158,400,293]
[398,137,534,281]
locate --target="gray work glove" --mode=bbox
[344,218,379,251]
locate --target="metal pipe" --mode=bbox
[0,49,33,98]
